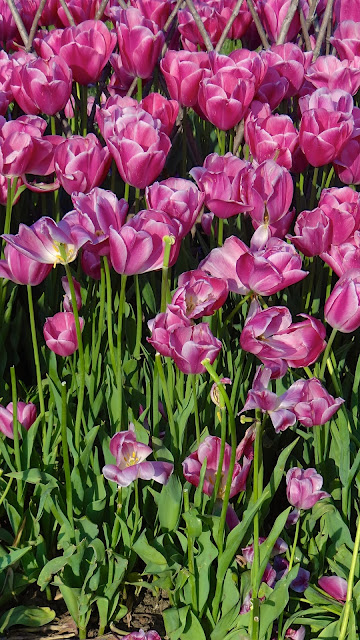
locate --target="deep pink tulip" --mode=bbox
[198,65,256,131]
[146,178,204,237]
[0,0,36,48]
[333,107,360,184]
[286,467,329,510]
[115,8,164,80]
[160,50,211,108]
[35,20,116,85]
[245,112,299,170]
[325,269,360,333]
[121,631,161,640]
[256,67,288,110]
[178,3,226,50]
[169,323,222,374]
[200,236,249,294]
[109,210,180,275]
[182,431,254,499]
[0,402,37,439]
[190,153,253,219]
[306,55,360,95]
[256,0,307,44]
[61,276,82,313]
[103,426,173,487]
[321,233,360,277]
[0,244,52,285]
[171,269,228,319]
[43,311,84,356]
[261,44,305,99]
[3,216,91,266]
[229,49,268,89]
[318,186,360,245]
[10,55,72,116]
[330,21,360,62]
[291,378,344,427]
[130,0,173,29]
[318,576,347,602]
[101,107,171,190]
[283,627,306,640]
[242,535,288,563]
[140,93,179,137]
[287,207,333,257]
[54,134,111,195]
[56,0,100,25]
[249,161,294,238]
[147,304,191,357]
[81,249,101,280]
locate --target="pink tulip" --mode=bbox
[115,8,164,80]
[54,134,111,195]
[318,186,360,245]
[43,311,84,356]
[290,378,344,427]
[318,576,348,602]
[325,269,360,333]
[256,0,306,44]
[10,55,72,116]
[61,276,82,312]
[171,269,228,319]
[0,244,52,286]
[229,49,268,89]
[242,536,288,563]
[81,250,101,280]
[121,630,161,640]
[245,112,299,170]
[182,431,254,499]
[146,178,205,237]
[129,0,173,28]
[56,0,100,25]
[103,426,173,487]
[256,67,288,111]
[0,0,36,48]
[249,161,295,238]
[199,236,249,294]
[178,3,226,50]
[330,21,360,62]
[0,402,37,439]
[109,210,180,275]
[287,207,333,257]
[147,304,191,357]
[160,50,211,108]
[169,323,222,374]
[286,467,329,510]
[261,44,306,99]
[3,216,91,266]
[34,20,116,85]
[141,93,179,137]
[321,233,360,277]
[306,55,360,95]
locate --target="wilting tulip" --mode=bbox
[54,134,111,195]
[182,431,254,499]
[169,323,222,374]
[318,576,348,602]
[103,426,173,487]
[171,269,228,319]
[147,304,191,357]
[10,56,72,116]
[0,244,52,286]
[109,210,180,275]
[286,467,329,511]
[43,311,84,356]
[325,269,360,332]
[115,8,164,79]
[160,50,211,108]
[146,178,204,237]
[0,402,37,439]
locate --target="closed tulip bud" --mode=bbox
[198,66,256,131]
[141,93,179,137]
[0,401,37,439]
[330,21,360,62]
[0,244,52,286]
[325,268,360,332]
[286,467,329,510]
[318,576,348,602]
[11,56,72,116]
[115,8,164,80]
[160,50,211,108]
[288,207,333,257]
[43,311,84,357]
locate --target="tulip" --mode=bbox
[102,426,173,487]
[318,186,360,245]
[56,0,99,25]
[141,93,179,137]
[0,244,52,286]
[318,576,348,602]
[325,269,360,333]
[81,250,101,280]
[199,236,249,294]
[256,0,306,44]
[146,178,205,237]
[286,467,329,511]
[115,8,164,80]
[0,402,37,439]
[147,304,191,357]
[256,67,288,111]
[245,112,299,170]
[61,276,82,313]
[43,311,84,357]
[249,161,294,238]
[287,207,333,257]
[261,44,305,99]
[290,378,344,427]
[306,55,360,95]
[122,630,161,640]
[178,3,226,50]
[330,21,360,62]
[321,234,360,277]
[10,56,72,116]
[109,210,180,275]
[182,431,254,499]
[169,323,222,374]
[171,269,228,319]
[130,0,173,28]
[273,556,310,592]
[160,50,211,108]
[241,536,288,563]
[54,134,111,195]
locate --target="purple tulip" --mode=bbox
[121,630,161,640]
[286,467,330,511]
[115,8,165,80]
[171,269,228,319]
[146,178,205,238]
[318,576,348,602]
[54,134,111,195]
[103,426,173,488]
[290,378,344,427]
[147,304,191,358]
[0,402,37,439]
[61,276,82,313]
[0,244,52,286]
[43,312,84,357]
[169,323,222,374]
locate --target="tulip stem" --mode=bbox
[92,261,106,373]
[123,181,129,203]
[103,257,117,375]
[155,354,177,453]
[191,374,200,447]
[130,480,141,546]
[319,327,337,381]
[64,264,85,453]
[160,235,174,313]
[278,515,301,640]
[60,381,74,533]
[338,513,360,640]
[10,367,23,508]
[27,285,45,440]
[222,293,252,329]
[183,488,198,614]
[208,408,226,515]
[250,411,264,640]
[117,274,127,421]
[133,274,142,360]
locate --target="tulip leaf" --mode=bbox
[0,546,32,574]
[158,475,182,532]
[163,605,189,640]
[0,606,55,632]
[258,565,299,639]
[37,545,77,591]
[6,469,57,487]
[132,531,168,566]
[181,610,207,639]
[196,530,218,615]
[256,507,291,592]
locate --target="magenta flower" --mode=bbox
[249,161,295,238]
[61,276,82,313]
[182,431,254,499]
[147,304,191,357]
[115,8,164,80]
[145,178,205,238]
[256,0,306,44]
[122,630,161,640]
[261,44,305,99]
[330,21,360,62]
[54,134,111,195]
[290,378,344,427]
[321,234,360,277]
[129,0,173,28]
[306,55,360,95]
[0,402,37,439]
[199,236,249,295]
[0,244,52,286]
[171,269,228,319]
[325,269,360,333]
[288,207,333,257]
[169,323,222,374]
[318,576,348,602]
[102,426,173,487]
[286,467,330,511]
[43,312,84,357]
[141,93,179,137]
[160,50,211,108]
[245,112,299,170]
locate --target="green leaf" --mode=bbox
[181,610,206,640]
[37,546,76,591]
[196,530,218,615]
[183,508,202,538]
[0,546,32,574]
[163,606,189,640]
[158,475,182,532]
[132,531,167,567]
[256,507,291,592]
[6,469,57,487]
[259,565,299,639]
[0,606,55,632]
[210,602,244,640]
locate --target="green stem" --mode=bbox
[184,488,198,614]
[60,381,74,533]
[160,235,174,313]
[319,327,337,381]
[27,285,45,439]
[278,516,301,640]
[103,257,117,375]
[191,374,200,447]
[155,354,177,453]
[10,367,22,508]
[64,264,85,453]
[92,261,106,372]
[338,513,360,640]
[208,408,226,515]
[130,480,140,546]
[133,274,142,360]
[324,165,335,190]
[123,181,129,203]
[117,274,127,422]
[137,76,142,102]
[222,294,252,329]
[111,488,122,549]
[217,218,224,247]
[250,412,264,640]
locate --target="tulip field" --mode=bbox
[2,0,360,638]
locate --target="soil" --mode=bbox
[3,588,169,640]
